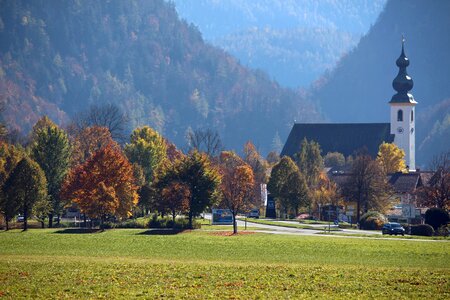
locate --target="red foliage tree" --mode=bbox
[61,144,138,225]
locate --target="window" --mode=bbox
[397,109,403,122]
[411,110,414,122]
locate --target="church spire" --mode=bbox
[390,35,417,104]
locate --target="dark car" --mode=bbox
[382,222,405,236]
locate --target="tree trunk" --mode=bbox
[232,213,238,235]
[5,219,9,231]
[23,205,28,231]
[48,213,53,228]
[188,210,193,229]
[356,197,361,227]
[172,210,176,229]
[41,220,45,228]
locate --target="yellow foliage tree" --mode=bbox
[376,142,406,174]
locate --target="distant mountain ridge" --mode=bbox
[174,0,386,87]
[309,0,450,165]
[0,0,320,154]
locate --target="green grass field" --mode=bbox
[0,229,449,299]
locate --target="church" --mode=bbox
[281,40,417,171]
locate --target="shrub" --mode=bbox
[359,211,387,230]
[437,225,449,237]
[410,224,434,236]
[148,214,201,229]
[425,208,449,230]
[115,219,146,228]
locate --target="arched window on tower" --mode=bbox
[411,110,414,122]
[397,109,403,121]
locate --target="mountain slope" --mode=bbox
[174,0,386,87]
[0,0,320,153]
[309,0,450,165]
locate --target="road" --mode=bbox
[204,213,380,236]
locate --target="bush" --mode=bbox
[437,225,449,237]
[359,211,387,230]
[148,214,201,229]
[425,208,449,230]
[115,219,147,228]
[410,224,434,236]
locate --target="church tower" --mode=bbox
[389,38,417,171]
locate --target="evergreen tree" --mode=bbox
[0,142,24,230]
[296,138,323,187]
[31,118,71,227]
[3,157,48,231]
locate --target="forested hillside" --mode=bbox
[0,0,320,154]
[309,0,450,166]
[174,0,386,87]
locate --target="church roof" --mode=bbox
[281,123,394,158]
[389,37,417,104]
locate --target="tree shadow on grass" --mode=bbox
[138,229,188,235]
[54,228,105,234]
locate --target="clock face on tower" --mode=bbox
[397,127,404,134]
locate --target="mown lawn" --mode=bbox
[0,229,449,299]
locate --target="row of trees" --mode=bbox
[268,137,449,223]
[0,113,272,233]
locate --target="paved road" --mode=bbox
[203,214,450,242]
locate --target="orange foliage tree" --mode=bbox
[219,151,255,234]
[70,126,117,166]
[61,144,138,225]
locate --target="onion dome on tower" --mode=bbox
[389,36,417,104]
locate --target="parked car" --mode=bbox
[382,222,405,236]
[247,209,260,218]
[16,215,24,222]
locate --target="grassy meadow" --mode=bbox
[0,229,449,299]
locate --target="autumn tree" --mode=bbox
[0,142,23,230]
[281,169,310,216]
[219,151,255,234]
[161,181,190,226]
[296,138,323,187]
[417,151,449,210]
[186,128,223,158]
[3,157,48,230]
[342,154,392,222]
[158,151,221,228]
[61,145,138,225]
[71,103,129,142]
[243,141,269,208]
[124,126,167,183]
[324,152,345,168]
[376,142,406,174]
[311,173,341,220]
[267,156,299,216]
[70,126,117,166]
[31,118,71,227]
[266,151,280,166]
